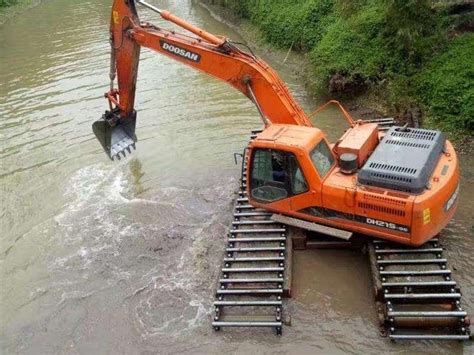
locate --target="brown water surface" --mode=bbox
[0,1,472,353]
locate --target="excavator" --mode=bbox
[93,0,470,340]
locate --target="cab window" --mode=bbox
[250,149,308,203]
[289,155,308,194]
[311,140,335,177]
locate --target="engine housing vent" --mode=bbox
[358,126,445,193]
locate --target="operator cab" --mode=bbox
[250,149,309,203]
[247,124,332,209]
[247,123,459,246]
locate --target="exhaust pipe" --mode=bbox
[92,109,137,160]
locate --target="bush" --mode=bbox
[417,34,474,132]
[0,0,18,7]
[253,0,335,51]
[381,0,441,74]
[309,3,387,90]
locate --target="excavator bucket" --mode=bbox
[92,111,137,160]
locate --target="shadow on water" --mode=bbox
[0,0,472,353]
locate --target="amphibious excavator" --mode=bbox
[93,0,470,340]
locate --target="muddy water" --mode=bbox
[0,0,472,353]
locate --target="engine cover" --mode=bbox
[358,127,445,193]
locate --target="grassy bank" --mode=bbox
[0,0,42,25]
[200,0,473,140]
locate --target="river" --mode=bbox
[0,0,472,354]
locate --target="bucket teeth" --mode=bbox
[108,134,135,160]
[109,137,135,160]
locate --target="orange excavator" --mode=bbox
[93,0,471,341]
[94,0,460,247]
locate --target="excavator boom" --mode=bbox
[93,0,311,160]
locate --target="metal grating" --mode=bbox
[368,163,418,175]
[358,202,406,217]
[363,193,407,207]
[389,129,437,141]
[385,139,430,149]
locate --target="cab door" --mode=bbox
[249,147,322,217]
[286,153,321,213]
[289,139,335,216]
[248,148,293,212]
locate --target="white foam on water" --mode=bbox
[48,162,234,339]
[131,214,229,339]
[47,163,140,302]
[133,270,212,339]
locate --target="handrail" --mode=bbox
[309,100,356,127]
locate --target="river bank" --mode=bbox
[0,0,42,25]
[197,0,473,152]
[196,1,389,121]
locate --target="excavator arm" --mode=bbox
[93,0,312,160]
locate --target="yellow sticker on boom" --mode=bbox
[423,208,431,225]
[113,11,120,25]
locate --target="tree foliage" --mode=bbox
[417,34,474,131]
[0,0,18,7]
